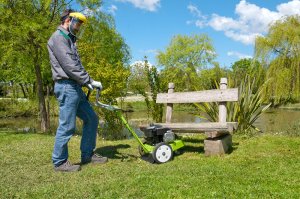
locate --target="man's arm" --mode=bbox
[51,34,91,85]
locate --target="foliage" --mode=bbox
[0,0,131,133]
[127,61,150,94]
[78,11,131,139]
[157,34,216,91]
[198,64,228,90]
[144,59,163,122]
[0,99,38,118]
[1,132,300,198]
[194,75,271,133]
[255,15,300,105]
[0,0,65,131]
[127,58,163,122]
[229,58,266,93]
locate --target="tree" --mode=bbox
[127,61,150,94]
[0,0,62,132]
[157,34,216,91]
[0,0,130,133]
[79,10,131,102]
[229,58,266,93]
[198,63,228,90]
[255,15,300,105]
[127,58,163,122]
[76,3,131,139]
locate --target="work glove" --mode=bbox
[86,83,93,91]
[91,80,103,90]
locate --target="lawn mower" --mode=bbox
[89,88,184,164]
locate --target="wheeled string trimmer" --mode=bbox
[88,88,184,164]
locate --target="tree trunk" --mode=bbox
[19,83,27,98]
[46,85,50,129]
[34,50,50,132]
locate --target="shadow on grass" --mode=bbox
[180,136,239,155]
[180,137,205,154]
[94,144,139,161]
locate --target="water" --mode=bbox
[255,108,300,132]
[0,108,299,133]
[124,108,300,133]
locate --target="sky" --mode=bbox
[79,0,300,67]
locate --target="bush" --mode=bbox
[194,75,271,133]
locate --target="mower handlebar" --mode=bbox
[96,88,101,102]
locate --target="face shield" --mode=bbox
[68,12,87,39]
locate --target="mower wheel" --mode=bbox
[152,142,173,163]
[138,144,147,156]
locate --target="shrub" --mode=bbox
[194,76,271,133]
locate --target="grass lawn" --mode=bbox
[0,132,299,198]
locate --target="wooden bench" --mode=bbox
[141,78,238,156]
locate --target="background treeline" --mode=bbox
[1,0,300,133]
[130,15,300,106]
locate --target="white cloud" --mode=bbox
[108,5,118,15]
[277,0,300,15]
[187,4,207,28]
[224,31,262,45]
[227,51,252,59]
[117,0,160,11]
[188,0,300,45]
[195,19,207,28]
[187,4,202,17]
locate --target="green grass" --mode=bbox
[0,132,299,198]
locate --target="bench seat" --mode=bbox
[140,122,238,133]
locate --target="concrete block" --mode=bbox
[205,131,228,138]
[204,134,232,156]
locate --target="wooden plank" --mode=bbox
[166,83,174,123]
[156,88,238,104]
[219,78,227,122]
[140,122,238,133]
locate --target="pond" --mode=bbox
[0,108,299,133]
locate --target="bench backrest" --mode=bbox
[156,78,238,123]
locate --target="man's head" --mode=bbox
[60,9,87,38]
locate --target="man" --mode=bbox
[47,9,108,172]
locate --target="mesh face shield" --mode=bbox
[69,17,86,39]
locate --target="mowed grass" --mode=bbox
[0,132,299,198]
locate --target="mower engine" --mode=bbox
[143,125,175,145]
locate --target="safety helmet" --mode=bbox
[68,12,87,38]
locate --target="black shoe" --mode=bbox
[54,160,81,172]
[81,153,108,165]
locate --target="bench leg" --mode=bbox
[204,134,232,156]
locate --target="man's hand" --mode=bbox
[91,80,103,90]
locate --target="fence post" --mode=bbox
[219,78,227,123]
[166,83,174,123]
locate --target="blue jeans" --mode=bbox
[52,79,99,167]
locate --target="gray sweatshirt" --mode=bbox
[47,26,92,85]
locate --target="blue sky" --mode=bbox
[80,0,300,67]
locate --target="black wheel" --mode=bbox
[138,144,147,156]
[152,142,173,164]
